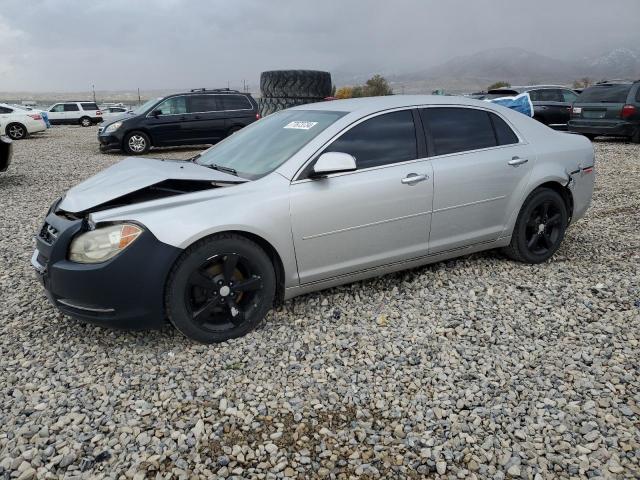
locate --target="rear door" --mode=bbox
[187,94,227,143]
[63,103,80,123]
[422,107,533,254]
[530,88,572,128]
[145,95,190,145]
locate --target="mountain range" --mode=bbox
[333,47,640,93]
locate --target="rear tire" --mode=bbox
[260,70,332,98]
[258,96,323,116]
[227,125,243,137]
[6,123,27,140]
[165,234,276,343]
[502,188,568,264]
[123,131,151,155]
[79,116,92,127]
[583,133,596,141]
[631,128,640,144]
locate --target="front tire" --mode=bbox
[6,123,27,140]
[165,234,276,343]
[79,116,92,127]
[124,131,150,155]
[502,188,568,264]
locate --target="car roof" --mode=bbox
[290,95,507,115]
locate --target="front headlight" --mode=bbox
[69,223,143,263]
[104,121,123,134]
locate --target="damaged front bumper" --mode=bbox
[31,209,182,330]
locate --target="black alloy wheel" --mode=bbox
[166,234,276,343]
[503,188,568,264]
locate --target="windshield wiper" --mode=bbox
[190,153,202,162]
[208,163,238,176]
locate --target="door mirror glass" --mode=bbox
[312,152,357,177]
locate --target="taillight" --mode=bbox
[621,104,636,119]
[28,114,42,120]
[571,106,582,117]
[255,113,261,120]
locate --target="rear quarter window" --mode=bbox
[80,103,99,111]
[219,95,253,111]
[489,113,519,145]
[578,85,632,103]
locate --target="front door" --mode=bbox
[47,104,65,124]
[421,107,533,254]
[145,96,191,145]
[289,109,433,284]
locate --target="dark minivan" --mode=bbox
[98,89,260,154]
[568,81,640,142]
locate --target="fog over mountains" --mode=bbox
[334,47,640,93]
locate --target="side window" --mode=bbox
[189,95,219,113]
[80,103,98,111]
[155,96,187,115]
[0,107,13,114]
[534,89,563,102]
[489,113,519,146]
[323,110,417,169]
[562,90,578,103]
[63,103,79,112]
[636,87,640,102]
[220,95,252,111]
[421,107,496,156]
[528,90,541,102]
[50,104,64,113]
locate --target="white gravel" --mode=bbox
[0,126,639,479]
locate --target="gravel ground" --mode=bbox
[0,126,638,480]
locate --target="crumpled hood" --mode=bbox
[58,157,245,213]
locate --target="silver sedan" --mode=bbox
[32,95,595,343]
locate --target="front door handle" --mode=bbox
[508,156,528,166]
[401,173,429,185]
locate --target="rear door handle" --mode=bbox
[508,156,528,166]
[401,173,428,185]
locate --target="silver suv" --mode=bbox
[32,96,594,343]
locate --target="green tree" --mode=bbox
[363,74,393,96]
[488,81,511,90]
[351,85,365,98]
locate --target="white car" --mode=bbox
[0,104,47,140]
[47,101,103,127]
[101,106,131,122]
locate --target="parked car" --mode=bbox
[10,104,51,128]
[479,86,579,129]
[0,103,47,140]
[0,136,12,172]
[568,80,640,142]
[47,101,103,127]
[32,95,594,343]
[97,89,260,155]
[100,106,132,124]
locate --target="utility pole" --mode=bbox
[137,88,141,105]
[92,84,96,103]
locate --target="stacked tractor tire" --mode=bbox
[259,70,332,116]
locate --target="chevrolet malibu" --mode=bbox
[32,96,595,343]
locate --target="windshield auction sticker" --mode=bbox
[284,121,318,130]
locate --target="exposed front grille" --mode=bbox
[39,222,58,244]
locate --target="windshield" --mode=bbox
[133,97,162,115]
[578,85,631,103]
[195,109,347,179]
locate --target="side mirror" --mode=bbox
[312,152,356,177]
[152,109,162,117]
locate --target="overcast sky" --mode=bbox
[0,0,638,92]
